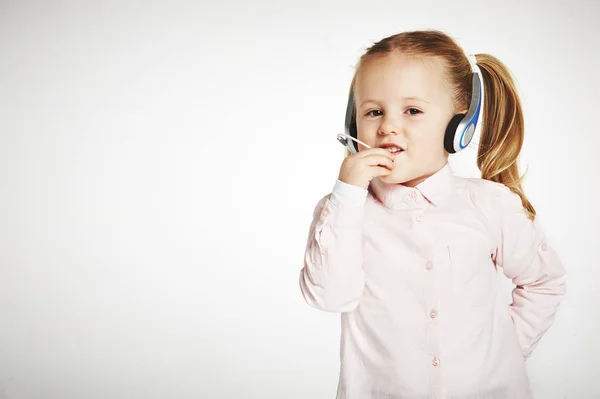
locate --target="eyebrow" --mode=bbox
[359,96,430,106]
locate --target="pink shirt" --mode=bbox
[299,162,567,399]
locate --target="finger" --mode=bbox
[369,165,393,177]
[378,156,395,170]
[371,148,395,159]
[363,154,395,170]
[357,147,394,159]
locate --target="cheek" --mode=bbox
[357,130,377,147]
[402,136,445,166]
[414,123,447,150]
[409,133,438,153]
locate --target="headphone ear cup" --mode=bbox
[444,114,465,154]
[344,90,359,153]
[347,109,358,153]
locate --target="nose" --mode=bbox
[377,113,401,136]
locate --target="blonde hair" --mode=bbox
[345,30,535,220]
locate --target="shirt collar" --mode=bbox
[369,162,455,210]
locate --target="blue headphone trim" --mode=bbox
[458,83,482,149]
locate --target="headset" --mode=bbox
[337,54,483,155]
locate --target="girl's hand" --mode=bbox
[338,148,395,190]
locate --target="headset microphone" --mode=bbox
[336,133,371,154]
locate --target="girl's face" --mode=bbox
[354,52,458,187]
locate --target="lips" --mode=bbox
[378,142,405,154]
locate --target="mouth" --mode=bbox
[378,143,405,156]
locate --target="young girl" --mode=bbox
[299,30,567,399]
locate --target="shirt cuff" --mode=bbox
[330,179,368,206]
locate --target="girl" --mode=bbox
[299,30,567,399]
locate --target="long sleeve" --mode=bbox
[299,180,368,312]
[492,185,567,358]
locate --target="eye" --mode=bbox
[365,110,382,117]
[364,108,421,117]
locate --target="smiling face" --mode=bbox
[354,52,458,187]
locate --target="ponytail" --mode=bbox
[475,54,536,220]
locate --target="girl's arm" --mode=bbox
[493,185,567,358]
[299,180,367,312]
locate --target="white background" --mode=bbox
[1,0,598,398]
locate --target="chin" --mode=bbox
[378,172,408,185]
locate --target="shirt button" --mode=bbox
[322,208,329,217]
[432,356,440,367]
[425,261,433,271]
[541,243,548,251]
[408,191,416,199]
[416,215,424,222]
[429,309,438,319]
